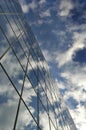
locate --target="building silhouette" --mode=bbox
[0,0,77,130]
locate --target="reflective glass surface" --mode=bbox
[16,101,37,130]
[1,49,25,93]
[0,66,19,130]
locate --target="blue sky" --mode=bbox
[19,0,86,130]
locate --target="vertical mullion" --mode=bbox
[37,64,40,130]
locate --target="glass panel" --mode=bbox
[0,66,19,130]
[2,0,23,34]
[0,0,9,13]
[56,108,66,130]
[22,33,31,51]
[48,100,57,129]
[0,0,22,14]
[11,0,23,14]
[59,109,71,129]
[17,15,26,32]
[29,55,37,72]
[12,39,27,71]
[22,77,37,121]
[27,62,38,88]
[46,87,53,105]
[39,85,48,112]
[1,1,21,38]
[16,101,37,130]
[18,36,29,57]
[5,14,21,37]
[37,67,43,82]
[38,61,46,80]
[30,49,38,62]
[39,100,50,130]
[1,48,25,93]
[0,29,9,58]
[0,7,15,43]
[50,121,56,130]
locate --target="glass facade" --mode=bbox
[0,0,77,130]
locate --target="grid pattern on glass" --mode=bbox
[0,0,77,130]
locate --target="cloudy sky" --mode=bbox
[19,0,86,130]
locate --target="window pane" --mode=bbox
[1,49,25,93]
[16,101,37,130]
[39,101,50,130]
[0,29,9,58]
[27,62,38,88]
[18,36,29,57]
[0,7,15,43]
[48,100,57,129]
[50,121,56,130]
[22,77,38,121]
[12,39,27,71]
[0,66,19,130]
[39,85,48,112]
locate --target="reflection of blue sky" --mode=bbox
[19,0,86,129]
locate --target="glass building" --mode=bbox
[0,0,77,130]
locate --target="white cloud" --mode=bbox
[39,0,46,5]
[59,62,86,129]
[28,1,37,11]
[56,31,86,67]
[18,0,29,13]
[59,0,73,17]
[37,20,44,25]
[21,4,29,13]
[55,79,67,89]
[19,0,37,13]
[40,9,51,18]
[67,24,86,32]
[42,49,54,63]
[61,66,86,88]
[69,105,86,130]
[52,30,66,37]
[52,22,86,130]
